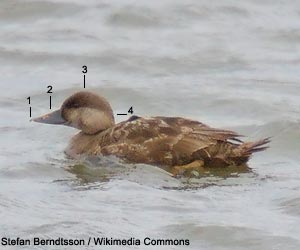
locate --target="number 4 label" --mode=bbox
[128,106,133,114]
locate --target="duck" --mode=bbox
[32,91,270,177]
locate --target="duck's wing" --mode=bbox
[100,116,243,166]
[157,116,242,143]
[157,117,244,165]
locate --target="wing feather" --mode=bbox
[100,116,244,166]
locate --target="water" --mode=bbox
[1,0,300,249]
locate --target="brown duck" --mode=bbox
[33,91,270,176]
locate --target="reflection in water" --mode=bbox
[165,163,251,179]
[65,155,256,191]
[67,163,113,184]
[65,156,130,185]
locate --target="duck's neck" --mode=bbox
[65,127,112,158]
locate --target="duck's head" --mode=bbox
[32,91,115,134]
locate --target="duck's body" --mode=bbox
[33,91,269,176]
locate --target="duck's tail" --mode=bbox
[228,137,270,166]
[237,137,271,157]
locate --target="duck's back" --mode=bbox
[66,116,269,168]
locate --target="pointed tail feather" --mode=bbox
[239,137,271,156]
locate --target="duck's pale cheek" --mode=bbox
[63,108,80,130]
[79,109,114,134]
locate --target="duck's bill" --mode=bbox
[31,109,67,125]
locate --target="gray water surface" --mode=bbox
[1,1,300,249]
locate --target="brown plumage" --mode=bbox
[32,91,270,176]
